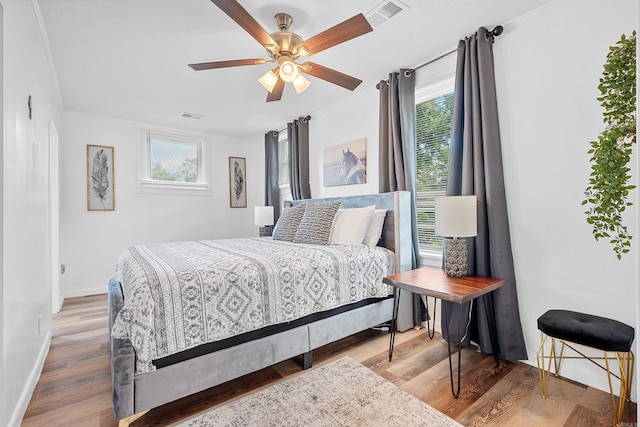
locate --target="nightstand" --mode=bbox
[384,266,505,398]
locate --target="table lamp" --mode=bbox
[254,206,274,237]
[435,196,477,277]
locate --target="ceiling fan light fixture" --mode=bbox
[192,3,372,102]
[292,74,311,94]
[279,60,299,82]
[258,69,279,92]
[296,46,310,57]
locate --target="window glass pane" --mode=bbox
[279,138,290,185]
[149,137,198,183]
[415,91,454,253]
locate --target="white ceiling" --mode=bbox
[37,0,555,140]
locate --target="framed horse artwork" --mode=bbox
[323,138,367,187]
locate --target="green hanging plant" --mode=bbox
[583,31,636,260]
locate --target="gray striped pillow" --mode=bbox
[272,204,306,241]
[293,202,342,245]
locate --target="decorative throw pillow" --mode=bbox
[363,209,387,247]
[330,205,376,245]
[272,204,306,241]
[293,202,342,245]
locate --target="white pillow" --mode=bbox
[363,209,387,247]
[330,205,376,245]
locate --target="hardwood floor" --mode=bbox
[22,294,636,426]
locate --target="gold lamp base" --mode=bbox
[444,238,468,277]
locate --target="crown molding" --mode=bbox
[30,0,64,109]
[504,0,576,30]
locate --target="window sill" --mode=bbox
[137,179,211,196]
[419,251,442,268]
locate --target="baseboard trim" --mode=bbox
[64,286,106,298]
[8,330,52,427]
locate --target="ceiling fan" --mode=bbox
[189,0,373,102]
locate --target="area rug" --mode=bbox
[175,356,461,427]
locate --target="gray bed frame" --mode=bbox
[108,191,413,424]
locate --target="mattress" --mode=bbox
[111,237,395,373]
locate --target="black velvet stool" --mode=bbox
[537,309,635,426]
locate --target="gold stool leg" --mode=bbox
[625,351,635,400]
[537,332,554,398]
[604,351,635,427]
[554,339,565,377]
[603,352,620,426]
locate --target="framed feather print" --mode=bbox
[87,145,115,211]
[228,156,246,208]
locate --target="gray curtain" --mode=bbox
[378,70,426,329]
[442,27,527,360]
[265,130,280,229]
[288,116,311,200]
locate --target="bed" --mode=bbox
[108,191,413,424]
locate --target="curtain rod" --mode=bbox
[411,47,457,74]
[372,25,506,87]
[376,47,455,88]
[273,115,311,135]
[410,25,503,74]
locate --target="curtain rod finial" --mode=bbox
[486,25,504,43]
[485,25,503,43]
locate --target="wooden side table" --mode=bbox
[384,266,505,398]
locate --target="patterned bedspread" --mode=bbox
[111,238,395,374]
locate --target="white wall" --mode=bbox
[60,111,264,296]
[0,3,5,422]
[310,86,380,198]
[1,1,63,425]
[309,0,638,397]
[496,0,637,395]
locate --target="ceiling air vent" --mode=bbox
[180,112,204,120]
[366,0,408,28]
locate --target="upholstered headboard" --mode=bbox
[291,191,412,273]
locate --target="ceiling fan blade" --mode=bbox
[297,14,372,56]
[189,58,267,71]
[301,62,362,91]
[266,78,285,102]
[211,0,280,52]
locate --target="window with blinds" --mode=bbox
[278,134,293,208]
[416,91,454,253]
[278,136,290,187]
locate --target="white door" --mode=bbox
[49,121,61,313]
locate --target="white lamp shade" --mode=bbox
[292,73,310,94]
[435,196,477,238]
[254,206,274,226]
[258,70,278,93]
[279,60,299,82]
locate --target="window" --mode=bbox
[415,84,454,255]
[140,132,208,192]
[278,135,290,187]
[278,133,292,208]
